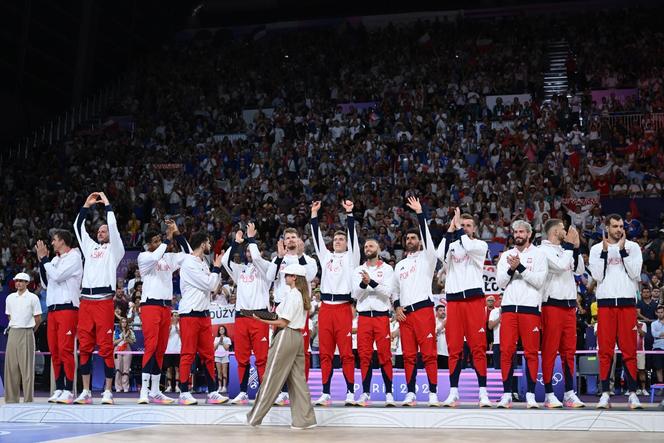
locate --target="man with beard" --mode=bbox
[588,214,643,410]
[496,220,548,409]
[539,219,586,408]
[311,200,361,406]
[222,222,275,405]
[73,192,125,405]
[436,208,491,408]
[352,239,395,407]
[271,227,318,406]
[392,196,440,407]
[177,232,228,405]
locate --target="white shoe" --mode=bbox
[48,390,63,403]
[544,393,563,409]
[207,391,229,404]
[274,392,290,406]
[230,392,249,405]
[138,388,150,404]
[56,390,74,404]
[428,392,440,407]
[290,424,317,430]
[179,392,198,405]
[628,392,643,410]
[441,391,458,407]
[175,386,181,393]
[479,392,492,408]
[344,392,356,406]
[563,391,585,408]
[526,392,539,409]
[402,392,417,407]
[356,393,370,407]
[497,393,512,409]
[74,389,92,405]
[149,391,175,404]
[384,392,396,407]
[596,392,611,409]
[101,390,114,405]
[314,393,332,406]
[164,386,172,393]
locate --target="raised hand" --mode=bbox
[296,238,305,256]
[165,219,177,240]
[360,270,371,285]
[277,239,286,258]
[454,207,462,227]
[35,240,49,260]
[311,201,322,217]
[602,228,609,252]
[98,192,110,205]
[342,199,354,213]
[406,196,422,214]
[235,230,245,244]
[618,231,626,250]
[213,253,223,268]
[84,192,100,208]
[507,254,521,271]
[565,225,580,248]
[247,222,257,238]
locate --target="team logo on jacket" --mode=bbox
[66,330,72,335]
[156,262,171,272]
[426,333,433,338]
[326,259,342,273]
[376,270,383,279]
[532,327,539,333]
[240,269,256,283]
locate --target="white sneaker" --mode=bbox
[544,393,563,409]
[563,391,585,408]
[138,388,150,404]
[164,386,172,393]
[497,393,512,409]
[628,392,643,410]
[526,392,539,409]
[48,390,63,403]
[479,391,492,408]
[230,392,249,405]
[207,391,229,404]
[315,393,332,406]
[384,392,396,407]
[101,390,114,405]
[402,392,417,407]
[596,392,611,409]
[56,390,74,404]
[441,390,458,407]
[344,392,356,406]
[175,386,181,393]
[356,393,371,407]
[74,389,92,405]
[290,424,317,430]
[274,392,290,406]
[428,392,440,407]
[179,392,198,405]
[149,391,175,404]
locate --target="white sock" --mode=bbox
[141,373,150,392]
[151,374,161,395]
[564,390,574,399]
[479,387,488,397]
[449,387,459,396]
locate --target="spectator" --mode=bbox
[113,317,136,393]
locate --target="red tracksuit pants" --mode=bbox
[446,297,488,387]
[541,306,576,393]
[597,306,637,392]
[48,308,78,390]
[318,302,354,393]
[78,299,115,377]
[234,316,270,392]
[357,314,393,393]
[399,306,438,393]
[179,316,216,392]
[140,305,172,374]
[500,312,540,393]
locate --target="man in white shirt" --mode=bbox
[496,220,548,409]
[136,220,190,405]
[177,232,228,406]
[588,214,643,409]
[4,272,42,403]
[352,239,395,407]
[73,192,125,405]
[311,200,360,406]
[222,222,276,405]
[539,219,586,408]
[36,230,82,404]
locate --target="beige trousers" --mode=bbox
[247,327,316,428]
[4,327,35,403]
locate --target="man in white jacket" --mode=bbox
[137,220,190,405]
[352,239,395,407]
[539,219,585,408]
[73,192,125,405]
[436,208,491,408]
[222,222,276,405]
[496,220,548,409]
[311,200,361,406]
[588,214,643,410]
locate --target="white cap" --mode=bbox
[13,272,31,282]
[280,263,307,277]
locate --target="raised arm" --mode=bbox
[406,196,437,263]
[342,200,361,267]
[184,254,222,293]
[73,193,100,254]
[99,193,125,266]
[43,249,82,284]
[622,237,643,281]
[221,231,243,283]
[138,243,168,276]
[310,201,332,263]
[246,222,278,280]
